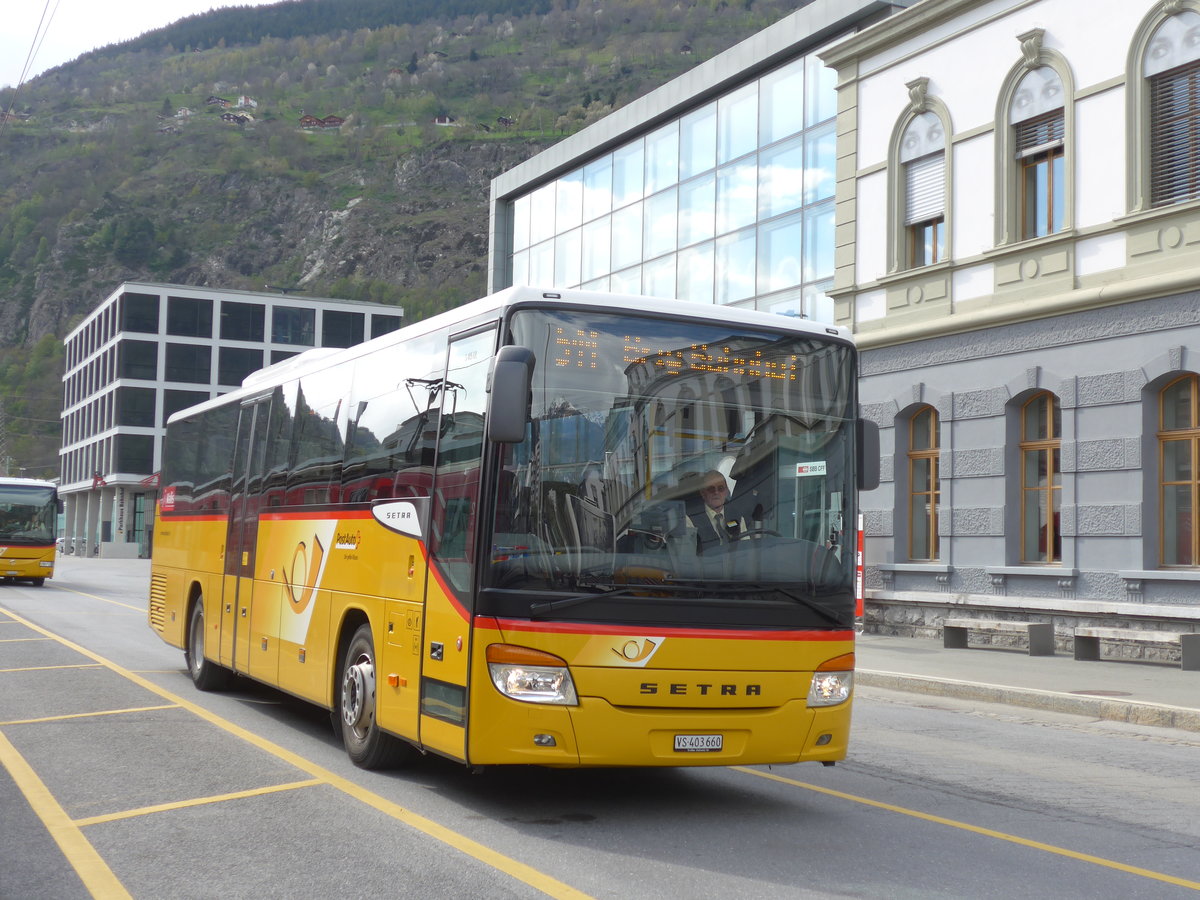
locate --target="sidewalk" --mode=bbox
[855,632,1200,732]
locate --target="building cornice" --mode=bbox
[821,0,1002,68]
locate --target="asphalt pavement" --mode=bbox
[857,630,1200,732]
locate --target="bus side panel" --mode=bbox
[149,514,227,652]
[414,565,471,762]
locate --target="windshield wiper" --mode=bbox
[529,582,709,618]
[736,586,845,626]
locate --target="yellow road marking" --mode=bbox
[0,731,132,899]
[74,779,324,826]
[0,636,52,642]
[1,704,180,726]
[0,607,593,900]
[0,664,102,673]
[735,766,1200,891]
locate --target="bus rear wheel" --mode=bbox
[338,624,412,769]
[185,595,234,691]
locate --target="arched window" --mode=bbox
[1159,374,1200,565]
[1146,11,1200,206]
[1020,392,1061,563]
[900,112,946,267]
[908,406,939,560]
[1011,66,1066,238]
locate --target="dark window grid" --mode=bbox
[165,345,212,384]
[1158,374,1200,566]
[167,297,214,337]
[220,302,266,342]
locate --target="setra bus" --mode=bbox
[0,477,59,586]
[149,287,879,769]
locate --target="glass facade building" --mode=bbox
[491,2,910,322]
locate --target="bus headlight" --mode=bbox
[807,652,855,707]
[486,644,578,705]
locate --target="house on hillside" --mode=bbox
[236,95,258,109]
[321,115,345,128]
[205,96,231,108]
[299,114,322,128]
[433,115,458,126]
[221,112,251,125]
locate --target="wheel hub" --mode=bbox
[341,657,374,729]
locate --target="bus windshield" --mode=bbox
[0,484,57,544]
[486,307,858,628]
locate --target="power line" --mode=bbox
[2,0,62,131]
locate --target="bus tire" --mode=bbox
[185,594,234,691]
[31,578,45,586]
[338,623,410,769]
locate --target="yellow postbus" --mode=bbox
[149,287,878,769]
[0,477,58,586]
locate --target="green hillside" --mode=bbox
[0,0,800,477]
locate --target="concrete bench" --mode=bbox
[1072,627,1200,671]
[942,618,1055,656]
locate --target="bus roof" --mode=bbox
[0,477,57,489]
[168,286,854,426]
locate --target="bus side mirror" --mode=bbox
[487,345,535,443]
[856,418,880,492]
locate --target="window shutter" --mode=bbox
[1150,61,1200,207]
[1014,110,1064,159]
[904,153,944,226]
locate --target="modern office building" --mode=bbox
[488,0,917,321]
[59,282,403,557]
[488,0,1200,643]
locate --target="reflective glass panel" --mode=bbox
[642,255,676,299]
[583,156,613,221]
[511,250,529,286]
[680,103,717,180]
[512,194,531,251]
[804,122,837,204]
[645,122,679,194]
[803,201,835,282]
[759,136,804,220]
[609,266,642,294]
[612,142,645,208]
[644,188,678,259]
[581,217,612,282]
[805,54,837,126]
[530,183,556,244]
[719,83,758,165]
[678,174,715,246]
[611,202,644,270]
[760,59,805,145]
[716,229,756,304]
[555,228,582,287]
[717,160,757,234]
[529,240,554,286]
[677,242,715,304]
[757,213,803,295]
[556,170,584,232]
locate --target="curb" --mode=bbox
[857,669,1200,733]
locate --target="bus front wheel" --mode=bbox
[338,624,411,769]
[186,595,233,691]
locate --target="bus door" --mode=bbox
[419,325,495,761]
[222,395,276,680]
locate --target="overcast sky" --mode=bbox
[2,0,281,90]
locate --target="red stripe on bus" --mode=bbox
[491,619,854,641]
